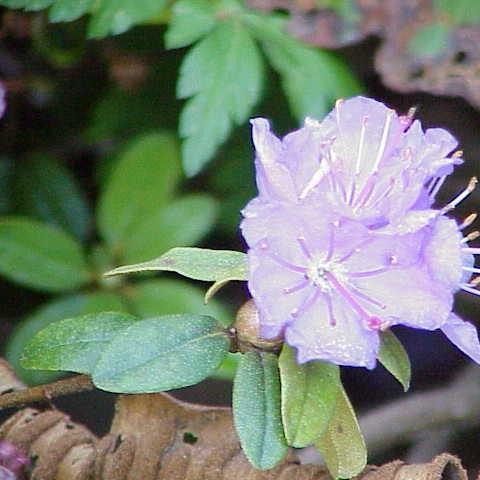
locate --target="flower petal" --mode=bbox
[285,296,380,369]
[441,314,480,364]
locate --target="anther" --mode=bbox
[469,276,480,287]
[459,213,477,230]
[452,150,463,158]
[440,177,478,214]
[462,231,480,243]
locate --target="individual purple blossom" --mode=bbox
[241,96,480,368]
[246,97,463,232]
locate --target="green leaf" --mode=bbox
[315,386,367,479]
[408,22,451,57]
[165,0,217,49]
[0,217,90,292]
[13,153,90,241]
[378,330,411,392]
[177,20,263,176]
[246,14,361,120]
[93,314,230,393]
[97,132,181,249]
[5,292,127,385]
[49,0,93,22]
[279,344,340,448]
[87,0,168,38]
[128,278,232,326]
[122,194,218,264]
[21,311,137,375]
[233,352,288,470]
[106,247,248,284]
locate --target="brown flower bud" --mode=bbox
[233,299,283,352]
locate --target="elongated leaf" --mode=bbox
[13,153,90,241]
[106,247,248,284]
[93,315,230,393]
[233,352,288,470]
[122,194,218,264]
[177,20,263,176]
[5,292,127,385]
[246,14,361,120]
[0,217,90,292]
[279,344,340,447]
[315,386,367,479]
[97,132,181,249]
[378,330,411,391]
[165,0,216,49]
[129,278,231,326]
[22,311,137,375]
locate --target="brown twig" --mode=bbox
[0,374,94,410]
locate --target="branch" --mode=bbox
[0,374,94,410]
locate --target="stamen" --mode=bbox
[291,289,321,319]
[326,272,376,323]
[372,110,394,173]
[259,240,306,273]
[319,293,335,326]
[325,225,336,262]
[367,178,396,209]
[462,247,480,254]
[350,266,390,278]
[440,177,478,214]
[283,279,310,295]
[429,175,447,199]
[460,284,480,297]
[335,99,344,126]
[399,106,417,130]
[297,236,313,259]
[459,213,477,230]
[462,266,480,274]
[355,117,368,175]
[469,276,480,287]
[461,231,480,244]
[453,150,463,159]
[349,285,387,309]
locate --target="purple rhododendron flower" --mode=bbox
[241,96,480,368]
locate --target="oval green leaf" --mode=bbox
[0,217,90,292]
[279,344,340,447]
[13,153,91,241]
[106,247,248,283]
[92,314,230,393]
[233,352,288,470]
[378,330,411,392]
[21,311,138,374]
[315,386,367,479]
[6,292,127,385]
[122,194,218,264]
[97,132,181,248]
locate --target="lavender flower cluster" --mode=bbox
[241,97,480,368]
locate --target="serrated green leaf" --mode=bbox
[97,132,181,249]
[21,311,137,375]
[233,352,288,470]
[106,247,248,285]
[315,386,367,479]
[92,314,230,393]
[165,0,217,49]
[87,0,167,37]
[0,217,90,292]
[5,292,127,385]
[279,344,340,448]
[122,194,218,264]
[378,330,411,392]
[177,21,263,176]
[13,153,90,241]
[408,22,451,57]
[246,14,361,120]
[128,278,231,326]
